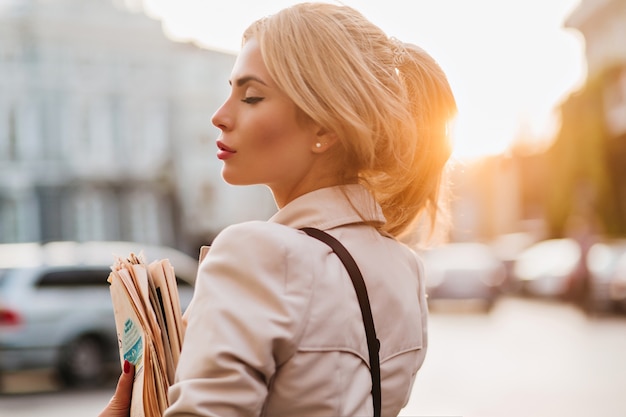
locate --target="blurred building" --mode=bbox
[0,0,276,252]
[569,0,626,142]
[566,0,626,138]
[566,0,626,80]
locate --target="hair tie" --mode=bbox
[390,37,407,67]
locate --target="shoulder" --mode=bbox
[212,220,304,251]
[405,243,425,270]
[204,221,315,279]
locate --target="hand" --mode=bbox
[98,360,135,417]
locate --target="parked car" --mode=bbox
[610,252,626,312]
[0,241,198,387]
[585,239,626,312]
[489,232,536,294]
[512,238,582,299]
[420,242,506,310]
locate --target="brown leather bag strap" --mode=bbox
[300,227,381,417]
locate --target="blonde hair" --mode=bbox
[244,2,457,240]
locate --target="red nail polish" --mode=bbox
[124,359,131,374]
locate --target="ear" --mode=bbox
[311,127,338,153]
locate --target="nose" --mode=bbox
[211,100,231,131]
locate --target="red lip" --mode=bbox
[217,140,236,160]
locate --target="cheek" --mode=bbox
[246,113,304,156]
[250,121,286,150]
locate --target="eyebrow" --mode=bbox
[230,75,268,87]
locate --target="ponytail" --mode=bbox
[374,42,457,241]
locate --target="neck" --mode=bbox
[270,177,345,209]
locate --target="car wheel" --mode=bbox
[57,335,106,387]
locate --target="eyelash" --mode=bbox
[241,97,264,104]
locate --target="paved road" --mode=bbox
[401,297,626,417]
[1,297,625,417]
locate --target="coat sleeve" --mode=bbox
[165,221,314,417]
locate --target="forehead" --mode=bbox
[230,38,273,87]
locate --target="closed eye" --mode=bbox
[242,97,264,104]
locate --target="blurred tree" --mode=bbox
[545,64,626,237]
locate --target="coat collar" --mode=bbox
[268,184,386,231]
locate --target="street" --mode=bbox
[401,297,626,417]
[1,296,625,417]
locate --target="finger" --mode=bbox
[114,360,135,404]
[98,360,135,417]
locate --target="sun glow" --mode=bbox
[142,0,585,160]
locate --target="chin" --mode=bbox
[221,171,254,187]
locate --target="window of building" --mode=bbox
[0,105,18,161]
[0,192,39,243]
[40,93,63,160]
[0,102,18,161]
[73,188,119,242]
[38,186,67,242]
[17,99,41,161]
[0,197,18,243]
[122,189,174,246]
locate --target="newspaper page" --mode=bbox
[108,252,186,417]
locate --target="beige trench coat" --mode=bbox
[165,185,428,417]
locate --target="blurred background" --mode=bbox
[1,0,626,416]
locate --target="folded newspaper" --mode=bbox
[108,252,186,416]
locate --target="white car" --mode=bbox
[420,242,507,310]
[0,241,197,387]
[585,240,626,312]
[512,238,582,298]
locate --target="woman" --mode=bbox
[101,2,456,416]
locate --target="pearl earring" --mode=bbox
[315,143,322,148]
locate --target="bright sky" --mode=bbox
[141,0,586,160]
